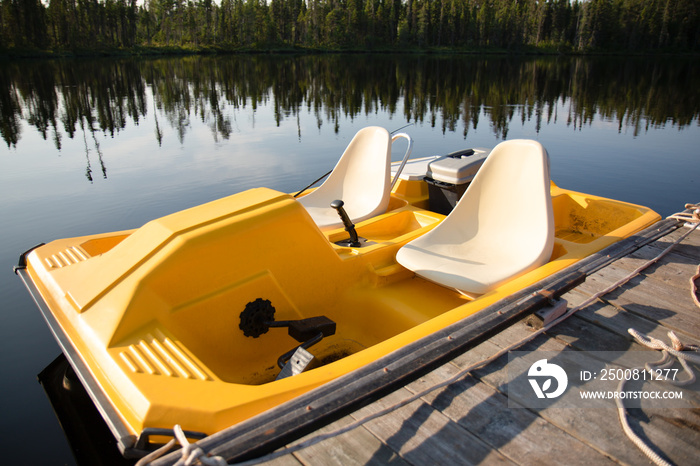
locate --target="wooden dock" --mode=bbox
[149,219,700,466]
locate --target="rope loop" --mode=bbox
[667,203,700,223]
[173,425,227,466]
[627,328,700,385]
[618,330,700,466]
[135,425,227,466]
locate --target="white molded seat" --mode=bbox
[396,139,554,296]
[298,126,411,230]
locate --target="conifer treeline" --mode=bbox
[1,0,698,53]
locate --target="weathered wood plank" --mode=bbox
[533,303,699,369]
[449,323,678,465]
[574,266,700,338]
[404,363,617,465]
[542,312,641,353]
[652,225,700,259]
[620,406,700,466]
[562,289,700,347]
[350,387,515,465]
[621,247,700,292]
[286,415,409,466]
[247,451,302,466]
[637,407,700,459]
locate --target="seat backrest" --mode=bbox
[396,139,554,295]
[298,126,392,229]
[438,139,553,256]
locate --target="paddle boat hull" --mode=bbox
[16,147,660,457]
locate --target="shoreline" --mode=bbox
[2,45,699,61]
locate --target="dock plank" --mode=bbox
[449,323,681,466]
[250,449,303,466]
[625,406,700,465]
[613,409,699,466]
[549,288,698,354]
[653,226,700,259]
[350,387,515,465]
[404,363,617,465]
[287,415,409,466]
[621,248,700,292]
[563,289,700,347]
[575,267,700,338]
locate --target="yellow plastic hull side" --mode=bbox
[23,179,660,438]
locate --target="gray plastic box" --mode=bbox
[425,148,489,214]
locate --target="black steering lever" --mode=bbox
[330,199,361,247]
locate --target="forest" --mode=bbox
[1,0,699,54]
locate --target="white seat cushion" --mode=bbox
[396,139,554,295]
[298,127,392,230]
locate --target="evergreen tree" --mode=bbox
[1,0,698,53]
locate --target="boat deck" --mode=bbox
[242,223,700,465]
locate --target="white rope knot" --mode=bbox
[667,202,700,224]
[134,425,227,466]
[685,203,700,222]
[627,328,700,385]
[669,331,684,351]
[685,204,700,222]
[618,329,700,466]
[173,425,227,466]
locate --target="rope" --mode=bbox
[616,330,700,466]
[613,203,700,466]
[293,169,333,198]
[628,330,700,382]
[690,264,700,309]
[666,203,700,224]
[615,374,672,466]
[135,440,177,466]
[670,204,700,311]
[135,425,227,466]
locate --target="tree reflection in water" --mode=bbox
[1,55,698,179]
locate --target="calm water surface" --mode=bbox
[1,54,699,463]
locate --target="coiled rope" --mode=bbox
[616,329,700,466]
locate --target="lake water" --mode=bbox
[1,54,699,464]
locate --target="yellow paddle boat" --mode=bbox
[15,127,660,458]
